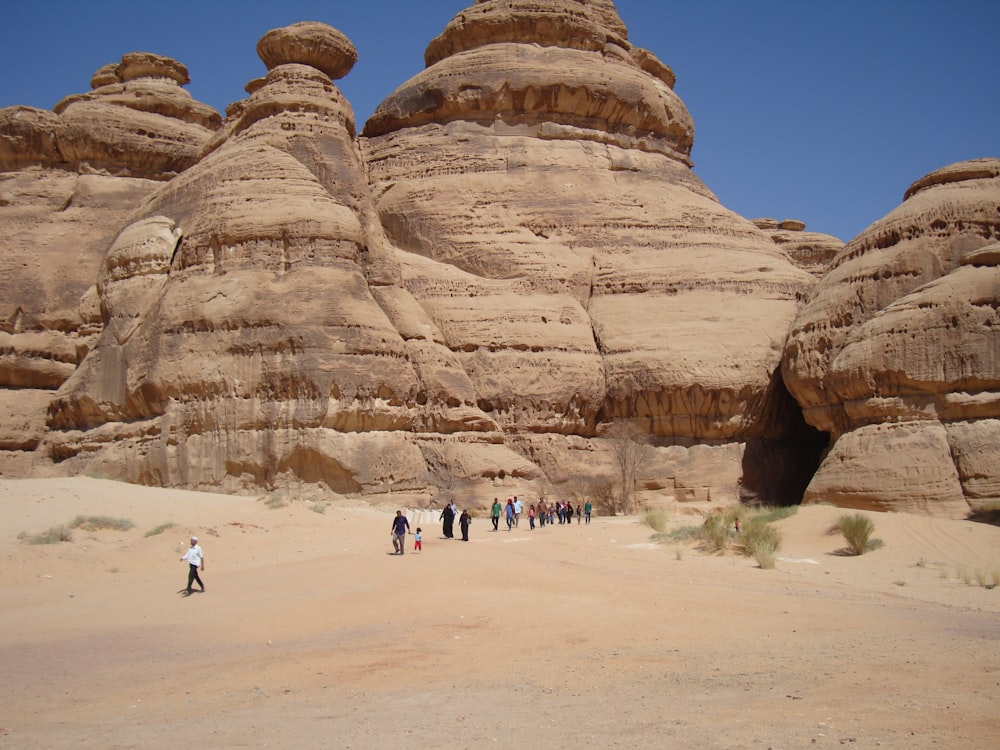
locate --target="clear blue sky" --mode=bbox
[2,0,997,242]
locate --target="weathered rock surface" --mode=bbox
[1,3,996,519]
[363,0,814,446]
[0,53,222,479]
[782,161,1000,517]
[44,20,514,496]
[752,218,843,277]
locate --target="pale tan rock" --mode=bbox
[784,159,1000,435]
[363,2,813,447]
[365,43,694,163]
[257,21,357,80]
[6,7,994,518]
[425,0,629,66]
[785,161,1000,515]
[802,421,968,518]
[0,389,52,451]
[753,217,843,277]
[46,22,501,495]
[946,419,1000,508]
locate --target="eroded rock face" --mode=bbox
[45,21,509,495]
[363,0,814,446]
[3,4,995,518]
[0,52,222,351]
[782,161,1000,517]
[7,5,816,504]
[0,52,221,474]
[752,218,843,277]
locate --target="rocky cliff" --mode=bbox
[1,2,995,517]
[783,159,1000,517]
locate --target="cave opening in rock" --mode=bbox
[738,367,829,507]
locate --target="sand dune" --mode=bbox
[1,477,998,748]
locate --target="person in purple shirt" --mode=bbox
[391,510,410,555]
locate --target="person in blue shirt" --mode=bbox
[391,510,410,555]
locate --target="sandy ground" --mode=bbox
[1,477,998,749]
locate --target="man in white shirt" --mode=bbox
[180,536,205,594]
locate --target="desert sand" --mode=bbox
[1,477,998,749]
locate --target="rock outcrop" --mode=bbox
[45,19,517,495]
[752,218,843,277]
[782,160,1000,517]
[0,53,221,474]
[2,3,995,518]
[362,0,814,445]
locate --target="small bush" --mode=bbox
[664,525,702,542]
[262,493,288,509]
[739,518,782,569]
[310,503,328,515]
[145,522,176,538]
[838,513,876,555]
[702,514,730,551]
[21,526,73,545]
[754,505,798,524]
[70,515,135,532]
[643,509,669,533]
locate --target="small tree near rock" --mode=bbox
[605,421,650,515]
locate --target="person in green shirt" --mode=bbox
[491,497,502,531]
[584,500,593,524]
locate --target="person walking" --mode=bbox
[538,498,547,528]
[491,498,502,531]
[505,498,515,531]
[584,499,593,524]
[528,504,536,530]
[440,503,455,539]
[414,527,423,553]
[180,536,205,594]
[513,496,522,527]
[459,509,472,541]
[391,510,410,555]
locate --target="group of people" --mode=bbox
[390,496,594,555]
[438,502,472,541]
[489,496,592,530]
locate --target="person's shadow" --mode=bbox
[177,588,204,597]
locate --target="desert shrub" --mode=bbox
[663,525,702,543]
[838,513,876,555]
[753,505,798,523]
[262,493,288,509]
[145,522,176,538]
[643,509,670,533]
[739,517,782,568]
[70,515,135,532]
[20,525,73,544]
[701,514,730,551]
[310,503,328,514]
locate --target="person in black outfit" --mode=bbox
[440,502,455,539]
[459,509,471,541]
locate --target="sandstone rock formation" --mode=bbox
[782,160,1000,517]
[2,3,995,519]
[752,218,843,277]
[362,0,814,444]
[0,54,221,474]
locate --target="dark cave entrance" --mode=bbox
[738,366,829,507]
